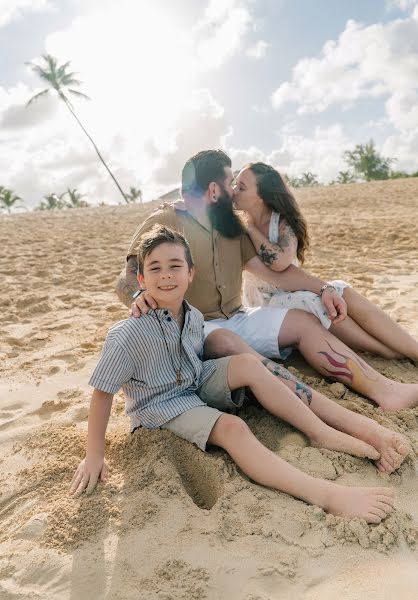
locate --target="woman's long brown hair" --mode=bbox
[247,162,310,263]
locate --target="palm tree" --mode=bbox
[36,193,65,211]
[125,186,143,203]
[0,187,23,214]
[26,54,128,203]
[63,187,89,208]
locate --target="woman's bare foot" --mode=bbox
[321,484,395,524]
[367,426,411,474]
[310,425,380,460]
[378,383,418,411]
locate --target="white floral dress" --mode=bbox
[242,211,350,329]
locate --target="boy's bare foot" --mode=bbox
[371,428,411,474]
[378,383,418,411]
[310,426,380,460]
[352,419,411,474]
[322,485,395,524]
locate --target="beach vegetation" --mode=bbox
[36,193,66,211]
[344,140,395,181]
[125,186,143,203]
[25,54,129,204]
[0,187,24,214]
[63,187,89,208]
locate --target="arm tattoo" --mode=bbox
[115,256,141,307]
[262,358,313,406]
[257,221,295,266]
[258,244,278,266]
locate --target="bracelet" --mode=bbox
[132,289,144,300]
[319,283,336,297]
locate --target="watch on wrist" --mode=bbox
[132,289,143,300]
[319,283,336,297]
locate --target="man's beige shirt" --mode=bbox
[127,200,256,320]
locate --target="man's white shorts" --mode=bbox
[203,306,291,360]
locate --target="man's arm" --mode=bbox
[116,256,141,307]
[244,256,347,323]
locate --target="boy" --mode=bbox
[71,225,408,523]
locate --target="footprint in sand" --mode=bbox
[167,440,224,510]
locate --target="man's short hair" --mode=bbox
[181,150,232,198]
[137,225,194,274]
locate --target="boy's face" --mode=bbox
[138,242,194,309]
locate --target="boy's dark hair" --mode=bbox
[181,150,232,198]
[137,225,194,274]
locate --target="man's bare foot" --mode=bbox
[310,426,380,460]
[321,484,395,524]
[378,383,418,411]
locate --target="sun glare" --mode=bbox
[46,1,197,141]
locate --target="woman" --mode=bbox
[234,162,418,362]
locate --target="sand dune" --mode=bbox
[1,178,418,599]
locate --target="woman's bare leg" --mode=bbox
[279,310,418,411]
[329,316,402,359]
[208,414,395,524]
[343,287,418,362]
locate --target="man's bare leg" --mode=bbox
[208,413,395,524]
[342,287,418,362]
[279,310,418,411]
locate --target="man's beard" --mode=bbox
[207,189,243,238]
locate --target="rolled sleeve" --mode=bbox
[89,339,135,394]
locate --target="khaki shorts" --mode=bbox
[161,356,245,451]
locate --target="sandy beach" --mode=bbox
[1,177,418,600]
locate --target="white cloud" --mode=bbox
[386,0,417,11]
[272,13,418,114]
[230,125,352,183]
[246,40,270,59]
[0,0,54,28]
[194,0,252,69]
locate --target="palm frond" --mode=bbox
[26,88,50,106]
[68,89,91,100]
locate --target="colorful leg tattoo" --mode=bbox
[261,358,313,406]
[318,341,378,387]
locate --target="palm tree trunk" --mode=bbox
[60,94,128,204]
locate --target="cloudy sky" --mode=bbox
[1,0,418,208]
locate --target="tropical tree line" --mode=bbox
[0,185,142,213]
[286,140,418,188]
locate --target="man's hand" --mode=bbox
[129,290,157,318]
[321,288,347,324]
[70,455,109,497]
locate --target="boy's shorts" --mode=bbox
[161,356,245,452]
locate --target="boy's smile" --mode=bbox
[138,242,194,317]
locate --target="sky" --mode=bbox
[1,0,418,208]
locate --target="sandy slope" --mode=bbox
[0,178,418,600]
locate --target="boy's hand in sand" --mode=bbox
[130,290,157,318]
[321,288,347,323]
[70,455,109,497]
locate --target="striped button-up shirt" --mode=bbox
[89,302,216,429]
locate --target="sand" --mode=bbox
[0,177,418,600]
